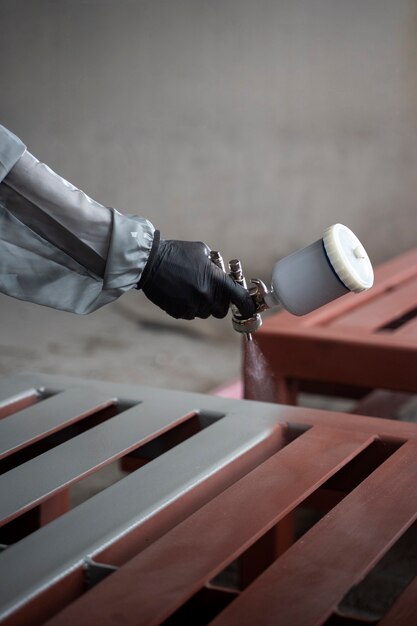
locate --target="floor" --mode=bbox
[0,289,242,393]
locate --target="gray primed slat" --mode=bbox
[0,388,116,459]
[0,398,203,526]
[0,410,283,622]
[10,372,417,442]
[46,426,375,626]
[0,388,39,413]
[0,374,44,405]
[0,374,42,415]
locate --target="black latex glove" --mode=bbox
[139,234,255,320]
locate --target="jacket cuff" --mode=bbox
[136,230,161,289]
[0,125,26,183]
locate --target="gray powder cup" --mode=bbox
[268,224,374,316]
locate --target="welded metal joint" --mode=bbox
[84,557,118,590]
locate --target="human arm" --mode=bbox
[0,125,253,319]
[0,124,154,313]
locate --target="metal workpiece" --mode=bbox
[0,387,116,460]
[0,373,288,626]
[0,373,48,419]
[83,558,118,590]
[0,398,214,527]
[46,425,375,626]
[3,374,417,625]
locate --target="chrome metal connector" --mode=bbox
[210,252,272,341]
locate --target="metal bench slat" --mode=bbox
[0,397,204,526]
[0,374,44,419]
[0,388,116,460]
[43,426,375,626]
[0,374,43,404]
[394,314,417,338]
[211,440,417,626]
[328,275,417,332]
[379,573,417,625]
[256,323,417,393]
[0,410,285,625]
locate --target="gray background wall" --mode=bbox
[2,0,416,277]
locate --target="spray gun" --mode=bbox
[210,223,374,341]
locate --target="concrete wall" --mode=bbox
[1,0,417,280]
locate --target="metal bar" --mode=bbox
[83,559,118,590]
[210,440,417,626]
[0,373,45,420]
[379,573,417,625]
[394,315,417,338]
[38,491,70,527]
[3,371,417,442]
[0,399,210,526]
[0,390,41,420]
[0,374,44,405]
[3,372,417,444]
[328,275,417,331]
[0,411,286,626]
[44,426,375,626]
[0,388,117,460]
[255,327,417,394]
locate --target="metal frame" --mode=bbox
[252,248,417,403]
[1,373,417,625]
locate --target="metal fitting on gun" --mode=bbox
[228,259,262,341]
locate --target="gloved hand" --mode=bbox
[139,234,255,320]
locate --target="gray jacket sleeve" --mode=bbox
[0,125,155,313]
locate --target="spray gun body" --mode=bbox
[211,224,374,340]
[209,252,263,341]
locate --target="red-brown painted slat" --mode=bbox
[255,325,417,394]
[327,275,417,332]
[394,314,417,338]
[254,248,417,404]
[45,426,374,626]
[211,440,417,626]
